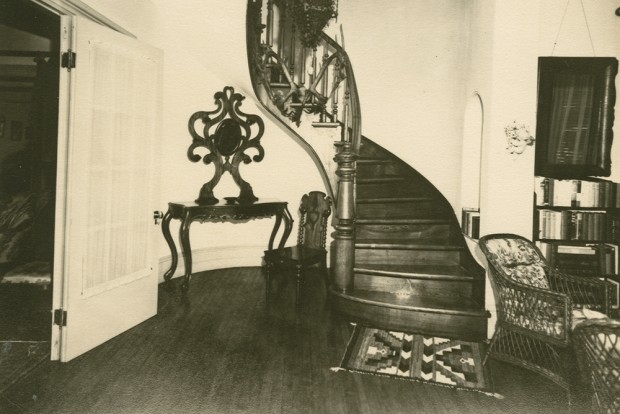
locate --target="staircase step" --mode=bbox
[357,176,407,184]
[356,178,425,198]
[356,238,461,250]
[356,158,403,176]
[356,218,452,240]
[355,240,463,266]
[353,264,474,298]
[354,264,473,280]
[356,218,450,225]
[356,197,447,219]
[329,288,488,341]
[357,155,390,162]
[357,197,433,204]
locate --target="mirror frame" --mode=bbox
[535,57,618,178]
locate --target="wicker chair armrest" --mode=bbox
[547,269,612,314]
[491,269,572,344]
[572,318,620,412]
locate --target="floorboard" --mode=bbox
[0,267,587,413]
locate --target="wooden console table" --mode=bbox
[161,200,293,290]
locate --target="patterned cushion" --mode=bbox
[1,261,51,287]
[572,308,608,330]
[485,238,549,289]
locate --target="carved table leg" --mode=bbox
[279,205,294,249]
[179,214,193,291]
[268,212,283,251]
[161,210,177,289]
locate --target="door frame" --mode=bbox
[29,0,136,361]
[32,0,135,38]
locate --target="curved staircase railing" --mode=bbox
[246,0,358,293]
[246,0,489,340]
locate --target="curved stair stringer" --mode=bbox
[329,135,490,341]
[250,95,338,201]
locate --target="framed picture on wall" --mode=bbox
[535,57,618,178]
[11,120,23,141]
[0,115,5,138]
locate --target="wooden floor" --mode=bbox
[0,267,586,414]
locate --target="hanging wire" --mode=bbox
[551,0,597,56]
[580,0,596,56]
[551,0,571,56]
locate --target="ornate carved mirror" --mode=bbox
[187,86,265,204]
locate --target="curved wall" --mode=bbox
[81,0,327,278]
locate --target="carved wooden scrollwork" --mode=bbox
[188,86,265,205]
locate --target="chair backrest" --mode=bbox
[297,191,332,250]
[573,319,620,414]
[478,233,550,289]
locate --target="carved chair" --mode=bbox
[264,191,332,306]
[478,233,613,391]
[573,318,620,414]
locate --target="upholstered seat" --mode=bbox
[479,233,613,392]
[1,261,52,288]
[264,191,332,307]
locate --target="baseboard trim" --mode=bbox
[157,245,265,283]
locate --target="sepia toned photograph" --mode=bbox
[0,0,619,413]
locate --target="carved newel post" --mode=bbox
[187,86,265,205]
[331,141,356,293]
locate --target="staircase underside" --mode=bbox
[330,137,489,341]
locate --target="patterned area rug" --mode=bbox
[0,341,49,394]
[335,325,498,397]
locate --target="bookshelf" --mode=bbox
[534,177,620,243]
[534,176,620,311]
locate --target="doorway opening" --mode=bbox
[0,0,60,341]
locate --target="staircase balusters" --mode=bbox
[332,57,339,122]
[247,0,361,289]
[267,0,274,47]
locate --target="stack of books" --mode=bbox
[461,208,480,239]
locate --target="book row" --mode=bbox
[535,176,620,207]
[537,209,617,241]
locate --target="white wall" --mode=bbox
[80,0,327,279]
[464,0,620,337]
[469,0,620,239]
[73,0,620,284]
[337,0,472,210]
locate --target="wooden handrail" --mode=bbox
[246,0,359,292]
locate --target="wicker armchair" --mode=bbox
[478,233,613,391]
[573,319,620,414]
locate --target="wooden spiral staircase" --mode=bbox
[246,0,489,340]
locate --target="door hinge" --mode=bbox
[53,309,67,327]
[61,50,76,70]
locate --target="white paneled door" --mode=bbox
[52,15,162,362]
